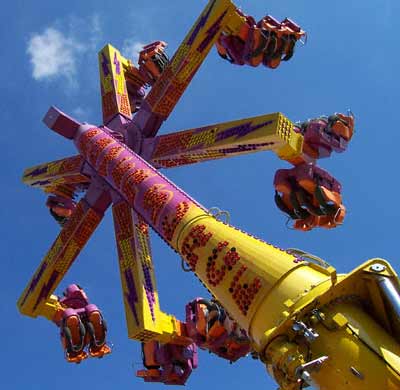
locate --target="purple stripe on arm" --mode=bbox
[101,52,110,76]
[25,167,48,178]
[33,270,60,311]
[198,10,228,53]
[142,262,156,321]
[113,52,121,75]
[187,0,216,45]
[216,120,274,142]
[20,262,48,306]
[124,269,140,326]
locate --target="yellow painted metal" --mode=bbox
[250,265,332,346]
[258,259,400,388]
[22,155,89,196]
[166,205,330,334]
[17,200,103,318]
[99,44,132,123]
[112,201,189,344]
[18,1,400,388]
[265,338,308,389]
[38,295,63,321]
[144,0,243,118]
[149,113,304,168]
[309,302,400,389]
[275,114,304,161]
[162,199,400,388]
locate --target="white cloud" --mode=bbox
[66,13,102,51]
[88,14,102,50]
[72,106,89,119]
[26,14,151,93]
[27,14,102,87]
[27,27,84,84]
[122,40,145,64]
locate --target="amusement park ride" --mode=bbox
[17,0,400,389]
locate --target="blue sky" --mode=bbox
[2,0,400,389]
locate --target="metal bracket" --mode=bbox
[292,320,319,342]
[295,356,329,388]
